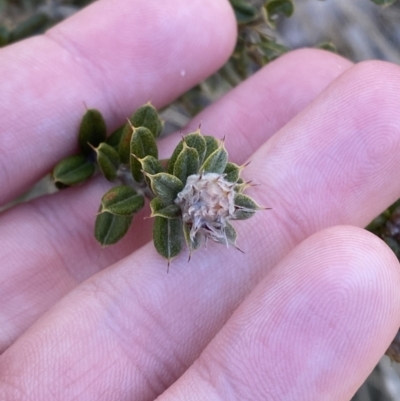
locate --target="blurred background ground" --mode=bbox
[2,0,400,399]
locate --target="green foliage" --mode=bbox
[150,198,181,219]
[173,143,200,183]
[78,109,107,155]
[130,103,163,138]
[52,99,266,265]
[147,173,184,205]
[95,212,133,246]
[52,155,95,188]
[230,0,259,24]
[153,217,183,265]
[95,143,120,181]
[167,131,206,174]
[265,0,294,28]
[130,126,158,182]
[51,104,264,265]
[233,193,260,220]
[100,186,144,215]
[224,162,241,183]
[200,141,228,174]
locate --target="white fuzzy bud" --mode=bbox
[175,172,236,243]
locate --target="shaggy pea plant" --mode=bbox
[52,103,264,266]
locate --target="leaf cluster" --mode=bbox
[52,103,163,245]
[52,104,262,265]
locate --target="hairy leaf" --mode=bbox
[224,162,240,183]
[53,155,95,188]
[233,193,260,220]
[131,103,163,138]
[203,135,219,161]
[150,198,181,219]
[200,142,228,174]
[183,223,202,259]
[96,143,120,181]
[210,221,238,247]
[106,125,125,149]
[167,131,206,174]
[95,211,133,246]
[78,109,107,155]
[173,143,199,183]
[118,123,133,164]
[229,0,259,24]
[101,186,145,215]
[147,173,184,205]
[153,217,183,262]
[130,126,158,182]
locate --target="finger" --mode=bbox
[159,48,353,164]
[0,49,352,351]
[2,60,400,401]
[157,227,400,401]
[0,0,236,205]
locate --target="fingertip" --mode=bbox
[171,225,400,401]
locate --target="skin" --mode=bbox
[0,0,400,400]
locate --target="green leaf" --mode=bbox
[9,13,50,43]
[101,185,145,215]
[130,126,158,182]
[200,142,228,174]
[118,123,133,164]
[95,211,133,246]
[265,0,294,20]
[137,155,164,188]
[106,125,125,149]
[150,198,181,219]
[53,155,95,188]
[224,162,240,183]
[131,102,163,138]
[183,223,202,259]
[95,143,120,181]
[203,135,219,161]
[233,194,259,220]
[78,109,107,155]
[173,143,199,183]
[167,131,206,174]
[147,173,184,205]
[138,155,164,176]
[229,0,259,24]
[221,222,238,246]
[370,0,397,6]
[153,216,183,262]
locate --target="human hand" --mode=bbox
[1,0,400,400]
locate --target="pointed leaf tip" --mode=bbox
[101,186,145,215]
[131,103,163,138]
[153,216,183,262]
[148,173,184,205]
[130,126,158,182]
[95,211,133,246]
[78,109,107,155]
[95,142,120,181]
[173,144,199,183]
[53,155,95,188]
[200,141,228,174]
